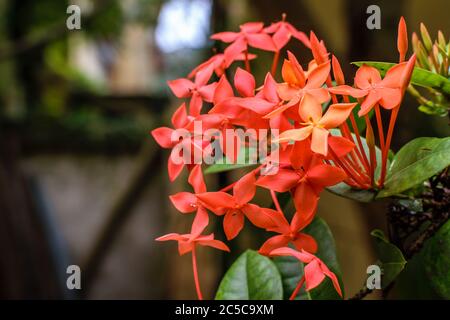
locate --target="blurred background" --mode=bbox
[0,0,448,299]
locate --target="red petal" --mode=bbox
[196,192,235,214]
[224,37,247,63]
[262,73,280,104]
[171,103,189,128]
[197,238,230,252]
[378,87,401,110]
[214,75,234,105]
[167,78,194,98]
[256,168,299,192]
[198,82,217,102]
[304,259,326,291]
[223,211,245,240]
[178,241,194,255]
[269,247,312,263]
[155,233,183,241]
[151,127,175,148]
[240,22,264,33]
[189,165,206,193]
[246,33,277,52]
[355,65,381,89]
[328,136,355,158]
[190,206,209,237]
[358,90,380,116]
[234,67,255,97]
[305,61,330,89]
[169,192,197,213]
[290,210,316,233]
[293,182,319,217]
[237,97,275,115]
[319,103,356,129]
[242,203,277,230]
[211,31,239,43]
[273,24,291,50]
[328,85,367,98]
[299,93,322,123]
[258,235,290,256]
[311,127,329,156]
[233,172,256,205]
[307,164,346,188]
[189,92,203,117]
[292,233,318,254]
[168,157,185,182]
[195,63,215,86]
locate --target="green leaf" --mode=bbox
[327,183,376,203]
[215,250,283,300]
[370,230,407,288]
[394,220,450,299]
[377,137,450,198]
[352,61,450,95]
[204,146,258,174]
[273,217,344,300]
[325,129,381,202]
[422,220,450,298]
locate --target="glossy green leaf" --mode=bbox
[422,220,450,298]
[215,250,283,300]
[394,220,450,299]
[273,217,344,300]
[371,230,407,288]
[352,61,450,95]
[327,183,376,203]
[204,146,258,174]
[377,137,450,198]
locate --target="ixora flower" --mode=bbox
[256,140,346,216]
[211,22,277,63]
[168,64,217,116]
[269,247,342,299]
[197,172,277,240]
[153,16,421,300]
[274,94,356,155]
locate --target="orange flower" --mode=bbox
[264,52,330,120]
[275,94,356,155]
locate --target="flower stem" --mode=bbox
[245,50,251,73]
[364,115,376,187]
[271,51,280,76]
[290,276,306,300]
[192,247,203,300]
[270,190,283,213]
[374,104,385,153]
[380,107,399,187]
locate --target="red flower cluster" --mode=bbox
[152,15,415,299]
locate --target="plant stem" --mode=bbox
[270,190,283,213]
[290,276,305,300]
[245,50,251,73]
[192,247,203,300]
[271,51,280,76]
[380,107,400,187]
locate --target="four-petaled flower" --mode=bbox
[328,64,403,116]
[168,64,217,116]
[256,140,346,216]
[269,247,342,297]
[275,93,356,155]
[197,172,276,240]
[258,208,317,256]
[211,22,277,62]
